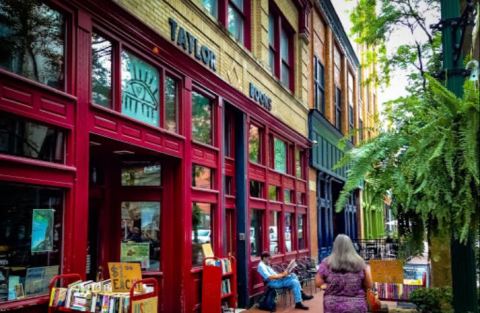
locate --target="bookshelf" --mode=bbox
[201,256,237,313]
[48,274,158,313]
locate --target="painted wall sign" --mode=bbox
[249,83,272,111]
[168,18,217,72]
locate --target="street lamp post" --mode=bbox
[437,0,478,312]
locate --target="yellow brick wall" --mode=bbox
[113,0,310,136]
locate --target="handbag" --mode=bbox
[366,289,381,313]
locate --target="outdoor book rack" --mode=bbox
[48,274,158,313]
[201,256,237,313]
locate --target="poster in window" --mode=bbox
[120,242,150,269]
[31,209,54,253]
[24,265,59,296]
[23,123,48,159]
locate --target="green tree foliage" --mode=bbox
[350,0,441,93]
[335,77,479,246]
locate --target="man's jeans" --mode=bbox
[267,273,302,303]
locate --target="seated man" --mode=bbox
[257,251,313,310]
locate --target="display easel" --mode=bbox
[48,274,158,313]
[201,256,237,313]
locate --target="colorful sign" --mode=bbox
[121,242,150,269]
[369,260,404,284]
[108,262,142,292]
[132,296,158,313]
[201,243,214,258]
[31,209,54,253]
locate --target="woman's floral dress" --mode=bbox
[318,261,368,313]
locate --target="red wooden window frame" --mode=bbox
[89,26,183,135]
[268,3,295,92]
[202,0,252,50]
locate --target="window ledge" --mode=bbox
[0,295,49,310]
[0,153,76,172]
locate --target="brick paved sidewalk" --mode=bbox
[244,291,324,313]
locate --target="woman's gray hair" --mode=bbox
[327,234,366,272]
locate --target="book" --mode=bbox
[286,259,298,273]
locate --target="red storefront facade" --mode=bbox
[0,0,311,312]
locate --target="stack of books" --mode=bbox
[49,279,147,312]
[221,279,231,296]
[220,259,232,274]
[374,282,423,301]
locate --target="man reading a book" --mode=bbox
[257,251,313,310]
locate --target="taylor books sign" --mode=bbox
[168,18,217,72]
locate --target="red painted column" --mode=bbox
[181,77,193,313]
[65,9,91,278]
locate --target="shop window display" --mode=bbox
[285,212,292,252]
[0,1,65,89]
[0,182,63,303]
[297,214,306,250]
[250,209,263,257]
[121,201,160,271]
[269,211,279,255]
[192,203,212,266]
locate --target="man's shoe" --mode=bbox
[301,292,313,301]
[295,302,309,310]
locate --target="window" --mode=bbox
[269,211,279,254]
[268,6,294,90]
[224,109,235,157]
[349,105,354,141]
[192,165,213,189]
[285,213,292,252]
[121,51,160,127]
[249,124,261,163]
[225,176,234,195]
[250,180,264,198]
[297,214,306,250]
[280,28,290,88]
[202,0,218,18]
[268,14,275,72]
[273,138,286,173]
[228,0,245,44]
[0,2,65,90]
[268,185,279,201]
[0,182,63,303]
[92,33,113,107]
[0,113,65,163]
[192,91,213,145]
[284,189,292,203]
[335,87,342,130]
[165,76,178,133]
[192,203,212,266]
[121,201,160,271]
[314,56,325,113]
[295,149,303,178]
[250,209,263,256]
[348,72,355,141]
[296,192,306,205]
[121,161,161,186]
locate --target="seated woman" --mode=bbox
[316,234,373,313]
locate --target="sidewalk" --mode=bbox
[244,291,324,313]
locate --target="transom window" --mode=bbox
[249,124,261,163]
[90,32,179,132]
[273,138,287,173]
[0,1,66,90]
